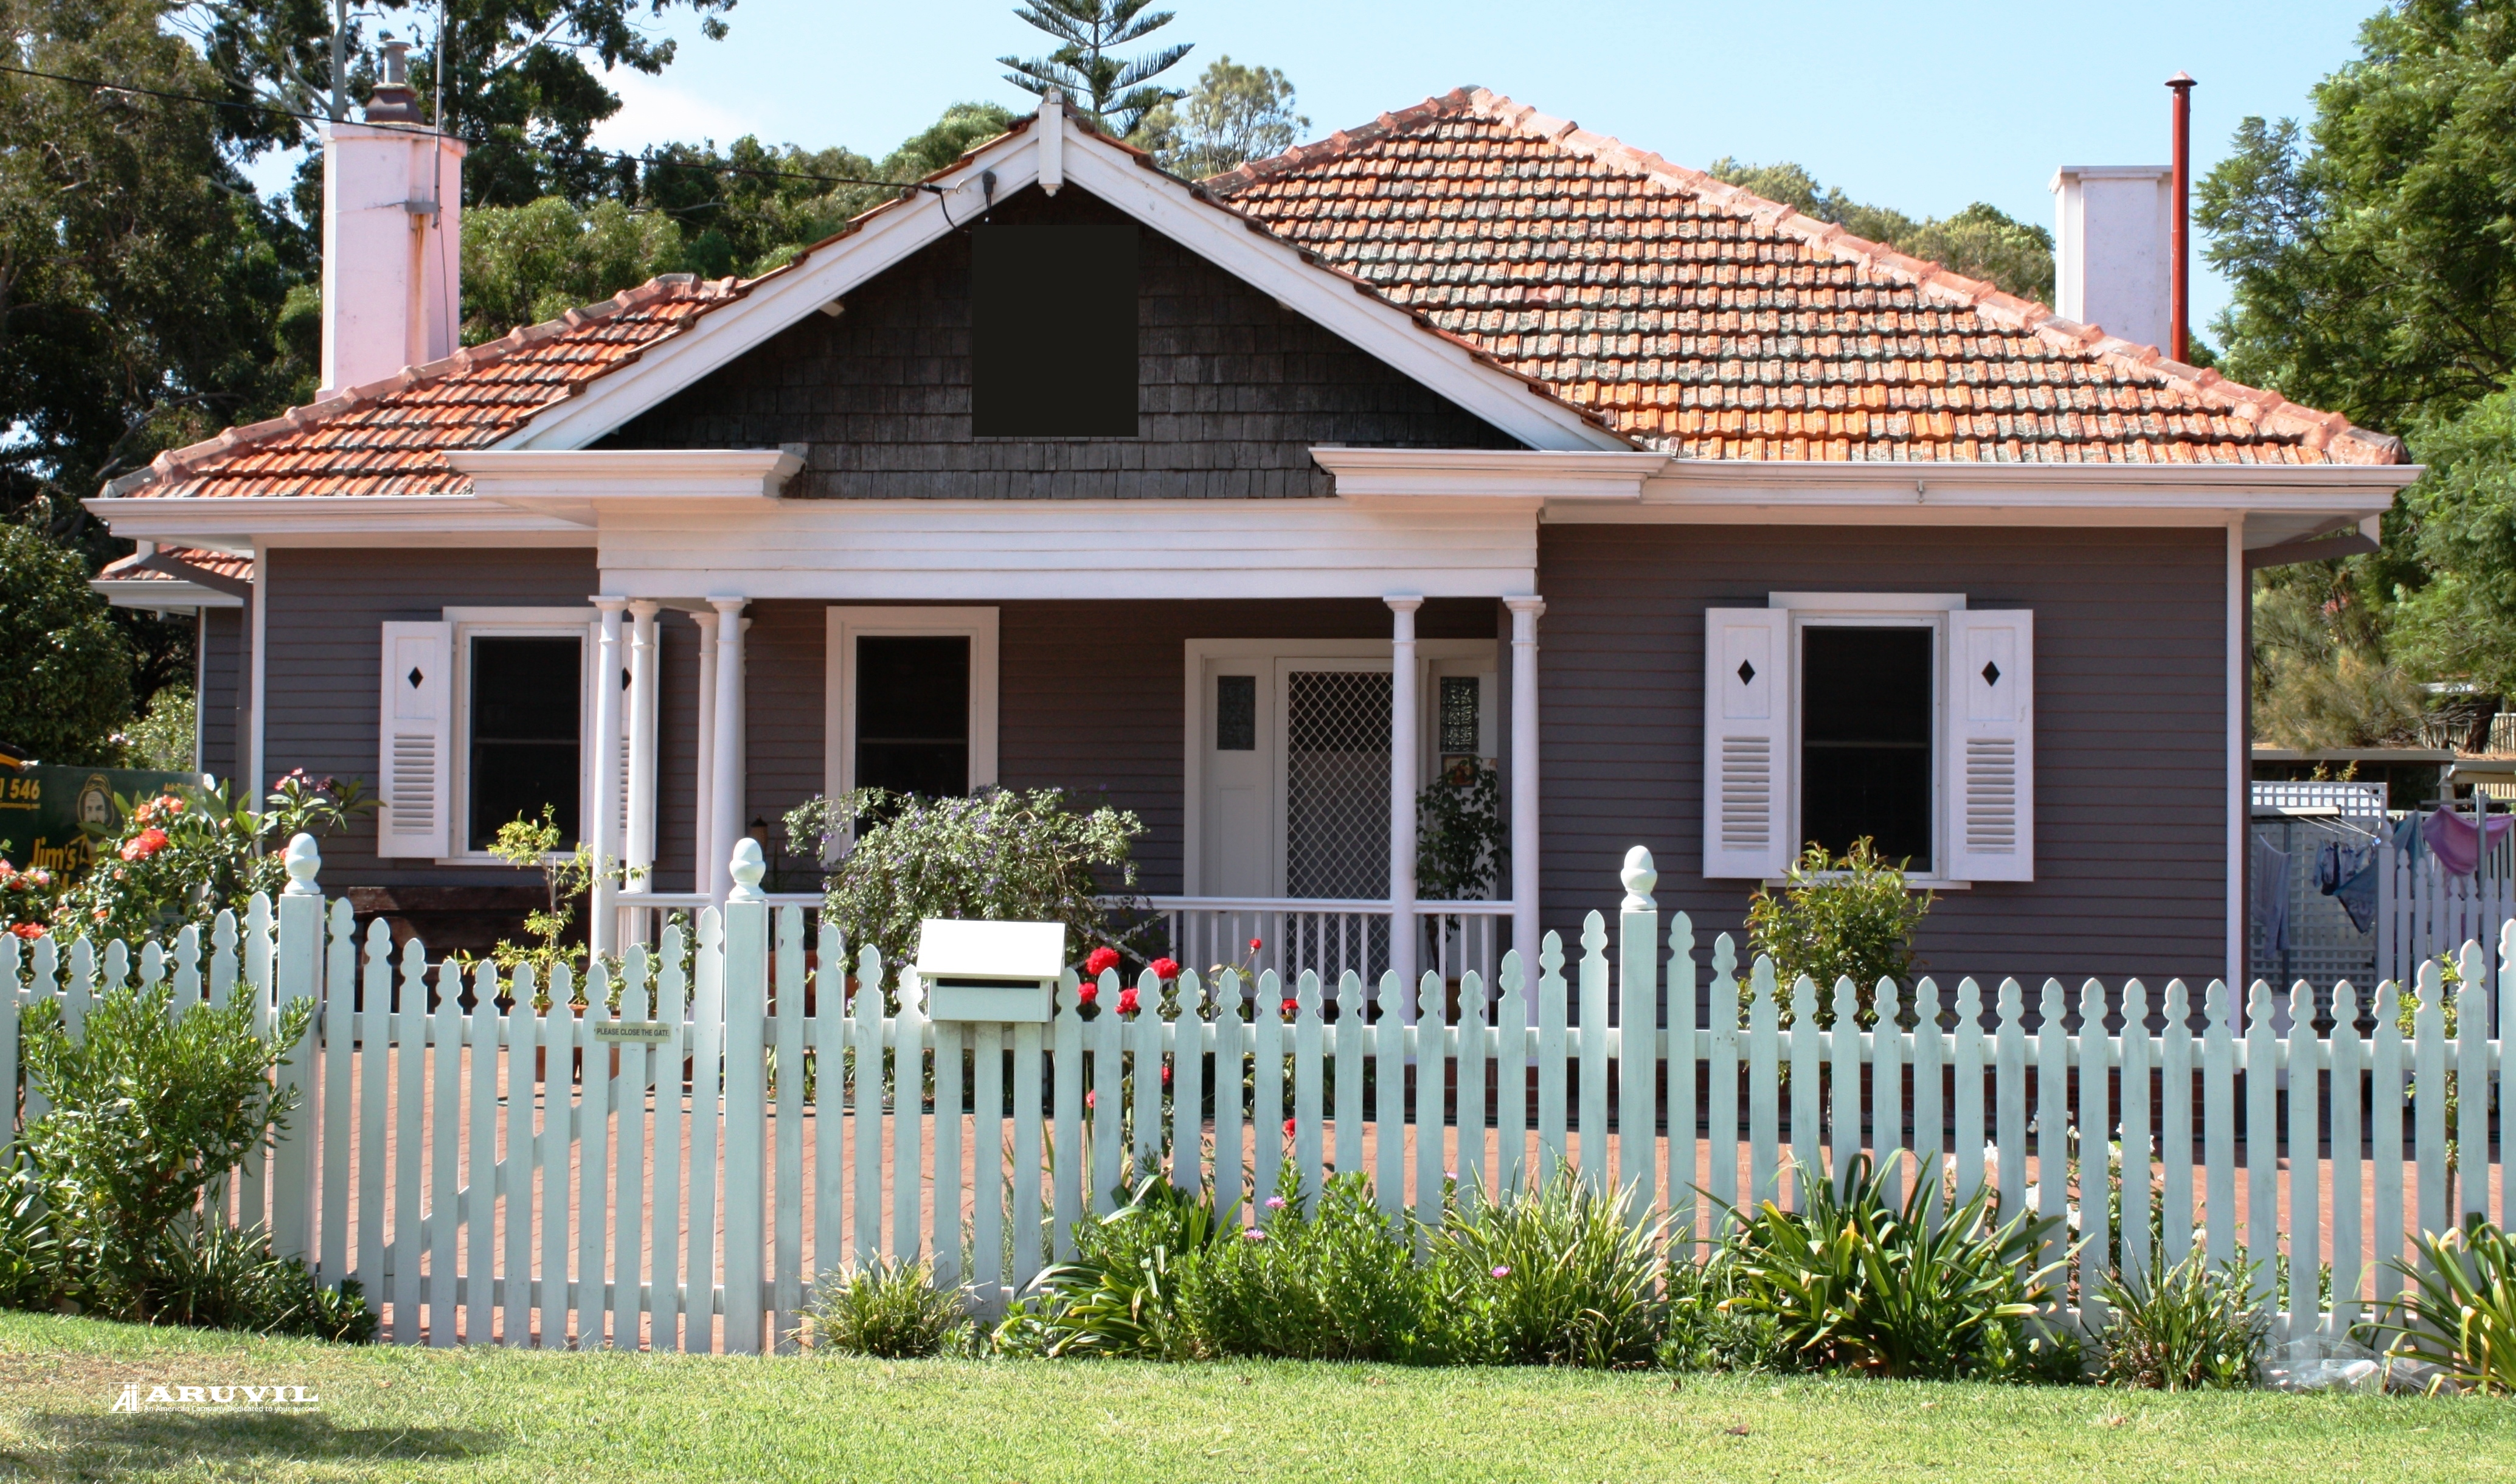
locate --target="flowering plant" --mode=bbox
[0,858,56,941]
[51,772,375,945]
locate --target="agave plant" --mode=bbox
[2355,1216,2516,1395]
[1712,1151,2067,1379]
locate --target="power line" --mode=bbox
[0,60,948,197]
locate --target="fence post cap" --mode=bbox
[282,833,321,895]
[1620,845,1657,912]
[728,836,767,902]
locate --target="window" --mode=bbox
[1701,598,2034,885]
[824,608,1000,827]
[466,636,583,851]
[855,635,971,798]
[1216,674,1256,751]
[969,224,1138,437]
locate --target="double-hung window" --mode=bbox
[1700,594,2033,886]
[376,609,611,860]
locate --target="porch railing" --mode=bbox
[1141,897,1511,999]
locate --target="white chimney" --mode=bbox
[2050,165,2172,353]
[319,41,465,397]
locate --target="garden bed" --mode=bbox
[2,1311,2509,1483]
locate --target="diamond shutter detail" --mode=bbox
[1947,608,2034,882]
[376,621,454,858]
[1702,608,1790,879]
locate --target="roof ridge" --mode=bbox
[104,274,738,498]
[1447,88,2403,466]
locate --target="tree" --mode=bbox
[1707,159,2056,305]
[0,521,133,766]
[999,0,1190,137]
[1134,55,1306,179]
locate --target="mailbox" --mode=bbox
[914,918,1067,1023]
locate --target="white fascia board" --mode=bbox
[451,449,803,522]
[1058,148,1629,453]
[91,579,243,610]
[1312,447,1669,500]
[84,494,595,546]
[600,565,1537,602]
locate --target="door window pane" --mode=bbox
[1800,626,1932,869]
[857,636,970,799]
[1216,674,1256,751]
[468,635,581,851]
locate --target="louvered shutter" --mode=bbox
[376,621,454,858]
[1946,608,2034,882]
[1702,608,1792,879]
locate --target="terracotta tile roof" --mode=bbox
[1207,89,2404,465]
[108,275,744,498]
[97,546,254,584]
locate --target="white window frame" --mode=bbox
[822,606,1001,811]
[1771,592,1966,889]
[439,605,598,866]
[1182,637,1497,898]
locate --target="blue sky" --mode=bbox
[563,0,2382,336]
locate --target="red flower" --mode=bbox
[1160,1064,1173,1085]
[1117,986,1142,1016]
[10,923,42,940]
[1086,1089,1097,1109]
[1280,997,1299,1019]
[1149,957,1180,982]
[1248,937,1262,953]
[1283,1117,1297,1139]
[1083,946,1120,980]
[119,827,169,862]
[1077,982,1098,1008]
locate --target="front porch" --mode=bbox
[584,592,1548,1000]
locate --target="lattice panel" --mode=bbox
[1285,670,1391,899]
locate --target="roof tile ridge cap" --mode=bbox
[1212,88,1479,193]
[101,380,370,496]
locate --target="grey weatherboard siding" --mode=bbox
[599,185,1522,498]
[198,606,246,785]
[1533,523,2230,985]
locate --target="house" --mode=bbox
[86,66,2421,990]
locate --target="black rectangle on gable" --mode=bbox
[971,224,1139,437]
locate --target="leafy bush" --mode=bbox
[0,521,131,767]
[1000,1170,1240,1361]
[2094,1250,2268,1390]
[1431,1171,1665,1368]
[147,1218,376,1342]
[1416,758,1503,901]
[787,787,1146,971]
[51,772,372,945]
[2357,1216,2516,1395]
[1745,839,1930,1029]
[1713,1153,2067,1379]
[1192,1173,1439,1363]
[117,685,197,772]
[17,973,314,1319]
[1657,1253,1793,1373]
[0,1151,60,1309]
[795,1258,972,1358]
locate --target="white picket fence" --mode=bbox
[4,839,2510,1357]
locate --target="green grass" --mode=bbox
[1,1311,2510,1482]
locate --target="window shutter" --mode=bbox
[1947,608,2034,882]
[376,622,454,858]
[1702,608,1792,879]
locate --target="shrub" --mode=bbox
[787,787,1146,971]
[1714,1153,2067,1379]
[1002,1170,1236,1361]
[1416,757,1504,900]
[1745,839,1930,1028]
[796,1258,972,1358]
[1657,1253,1793,1374]
[118,685,197,772]
[17,973,314,1319]
[148,1218,376,1342]
[0,1151,61,1309]
[2094,1249,2268,1390]
[52,772,372,944]
[1194,1173,1439,1362]
[0,521,131,767]
[2356,1216,2516,1395]
[1431,1171,1666,1368]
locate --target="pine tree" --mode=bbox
[997,0,1190,137]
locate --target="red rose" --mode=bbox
[1160,1064,1173,1085]
[10,923,41,940]
[1149,957,1180,982]
[1077,982,1098,1008]
[1248,937,1262,953]
[119,827,169,862]
[1083,946,1120,980]
[1283,1117,1297,1138]
[1280,997,1299,1019]
[1117,986,1142,1016]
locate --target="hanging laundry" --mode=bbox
[2419,808,2512,877]
[2393,811,2427,869]
[2331,843,2380,934]
[2252,834,2290,957]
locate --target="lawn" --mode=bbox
[1,1312,2509,1483]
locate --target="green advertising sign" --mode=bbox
[0,764,214,877]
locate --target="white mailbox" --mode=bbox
[914,918,1067,1024]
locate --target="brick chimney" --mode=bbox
[319,40,465,397]
[2049,165,2173,355]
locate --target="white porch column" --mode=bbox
[1387,595,1423,1004]
[625,600,660,881]
[708,596,749,901]
[1505,596,1545,982]
[589,597,628,957]
[693,608,719,897]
